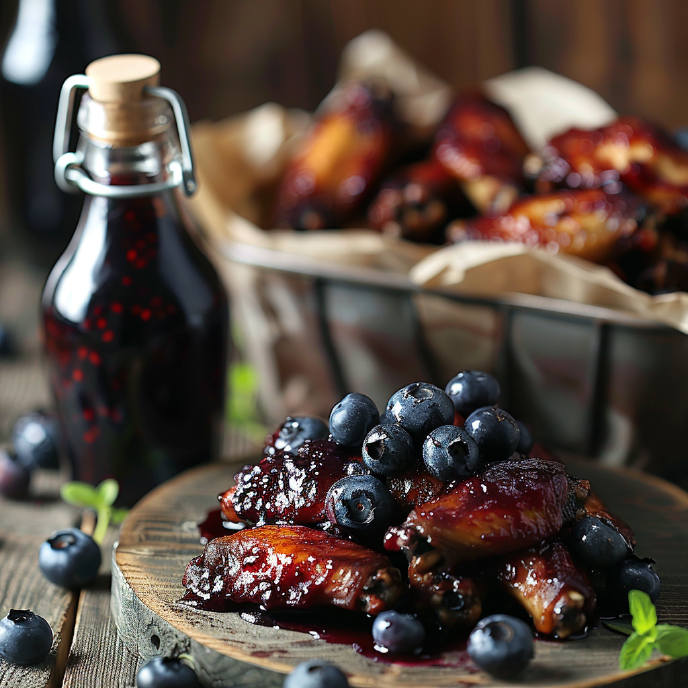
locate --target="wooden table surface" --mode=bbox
[0,345,258,688]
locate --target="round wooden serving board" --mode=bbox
[112,459,688,688]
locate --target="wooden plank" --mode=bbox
[61,527,142,688]
[525,0,688,129]
[327,0,516,91]
[113,459,688,688]
[0,470,78,687]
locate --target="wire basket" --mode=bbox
[215,240,688,484]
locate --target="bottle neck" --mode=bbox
[77,132,180,187]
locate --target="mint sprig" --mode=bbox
[60,479,128,545]
[619,590,688,670]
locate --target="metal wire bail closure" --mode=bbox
[52,76,197,198]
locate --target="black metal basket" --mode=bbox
[220,241,688,482]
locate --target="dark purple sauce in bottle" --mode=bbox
[43,83,229,505]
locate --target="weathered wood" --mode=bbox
[114,459,688,688]
[0,470,78,687]
[61,527,142,688]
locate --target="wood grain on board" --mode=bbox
[114,459,688,688]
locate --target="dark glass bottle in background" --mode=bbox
[42,56,230,505]
[0,0,119,265]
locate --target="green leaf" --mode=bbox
[96,479,119,507]
[619,632,655,671]
[110,508,129,525]
[629,590,657,635]
[655,625,688,657]
[60,481,101,509]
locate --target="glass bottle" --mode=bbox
[42,55,229,505]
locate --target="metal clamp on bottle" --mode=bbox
[53,74,197,199]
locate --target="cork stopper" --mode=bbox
[79,54,171,146]
[86,54,161,103]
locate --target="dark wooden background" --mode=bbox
[2,0,688,127]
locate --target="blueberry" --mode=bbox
[423,425,479,482]
[38,528,102,588]
[325,475,395,535]
[13,412,61,470]
[0,609,53,665]
[372,610,425,654]
[467,614,533,679]
[329,393,379,448]
[445,371,500,418]
[385,382,455,441]
[284,660,349,688]
[605,556,661,611]
[464,407,520,463]
[362,424,415,477]
[0,448,30,498]
[272,416,329,454]
[136,656,203,688]
[568,516,630,570]
[515,420,533,456]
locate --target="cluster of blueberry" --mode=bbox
[322,372,527,543]
[0,411,61,499]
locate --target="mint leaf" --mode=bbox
[655,625,688,657]
[619,632,655,670]
[629,590,657,635]
[96,479,119,507]
[60,481,101,509]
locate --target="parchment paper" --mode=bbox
[189,30,688,335]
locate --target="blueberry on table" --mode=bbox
[423,425,479,482]
[445,370,501,418]
[325,474,395,536]
[467,614,534,679]
[606,556,661,611]
[568,516,631,570]
[284,660,350,688]
[0,448,31,499]
[372,610,425,654]
[136,656,203,688]
[464,407,520,463]
[329,393,379,448]
[38,528,102,588]
[385,382,455,441]
[515,420,534,456]
[270,416,329,455]
[362,424,415,477]
[0,609,53,665]
[13,411,61,470]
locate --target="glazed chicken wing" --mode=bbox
[536,117,688,215]
[219,439,361,526]
[492,538,595,638]
[385,519,484,628]
[447,189,642,263]
[386,466,447,513]
[182,525,403,614]
[367,159,470,243]
[387,458,586,564]
[273,80,394,230]
[432,93,530,214]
